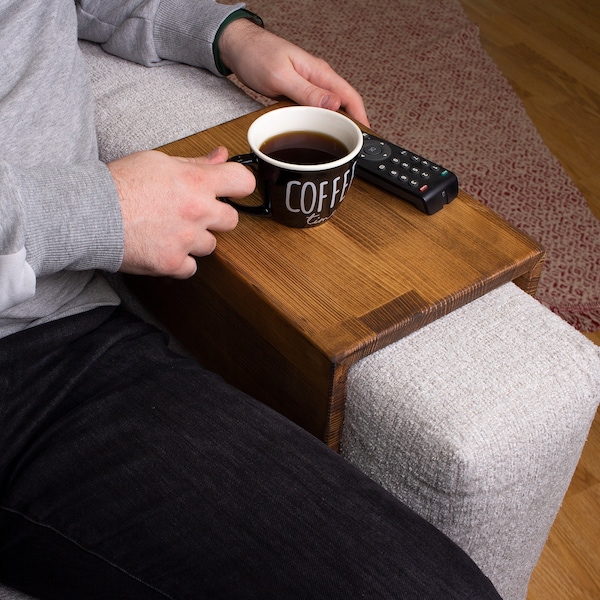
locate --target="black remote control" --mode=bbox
[356,132,459,215]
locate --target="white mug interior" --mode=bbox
[247,106,363,172]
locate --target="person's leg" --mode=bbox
[0,307,500,599]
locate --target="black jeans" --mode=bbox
[0,307,500,599]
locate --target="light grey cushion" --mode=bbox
[341,282,600,600]
[79,41,261,162]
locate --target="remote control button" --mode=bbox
[400,161,410,170]
[421,172,430,179]
[360,140,392,161]
[409,179,419,187]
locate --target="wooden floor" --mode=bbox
[459,0,600,597]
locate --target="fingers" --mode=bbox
[167,195,235,279]
[205,146,228,163]
[192,155,256,207]
[112,149,254,280]
[174,254,200,280]
[194,188,239,236]
[171,157,249,258]
[180,148,256,202]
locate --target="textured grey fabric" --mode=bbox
[80,41,260,162]
[341,282,600,600]
[77,0,245,74]
[0,3,122,339]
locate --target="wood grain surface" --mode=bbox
[125,103,544,449]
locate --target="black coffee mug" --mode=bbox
[224,106,363,228]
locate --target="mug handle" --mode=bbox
[219,153,271,216]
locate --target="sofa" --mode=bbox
[1,41,599,600]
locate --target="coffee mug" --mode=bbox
[223,106,363,228]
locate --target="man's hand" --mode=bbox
[108,147,254,279]
[218,19,370,128]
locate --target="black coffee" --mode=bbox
[260,131,349,165]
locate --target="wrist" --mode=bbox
[214,9,264,76]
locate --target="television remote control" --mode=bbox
[356,132,459,215]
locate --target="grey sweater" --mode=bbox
[0,0,243,339]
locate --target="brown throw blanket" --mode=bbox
[238,0,600,331]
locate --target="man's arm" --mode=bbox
[0,159,123,311]
[76,0,369,124]
[75,0,246,74]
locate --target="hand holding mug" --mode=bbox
[224,106,363,228]
[109,148,253,278]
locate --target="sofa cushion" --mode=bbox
[79,41,260,163]
[342,282,600,599]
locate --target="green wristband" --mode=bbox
[213,9,264,76]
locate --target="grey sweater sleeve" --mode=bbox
[76,0,246,75]
[0,2,124,313]
[0,159,123,312]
